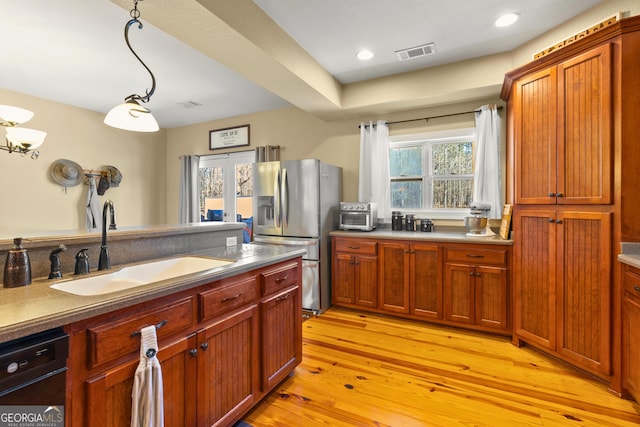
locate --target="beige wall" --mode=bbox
[0,87,166,239]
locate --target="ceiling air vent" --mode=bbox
[178,101,202,109]
[395,43,436,61]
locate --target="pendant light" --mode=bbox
[0,104,47,159]
[104,0,159,132]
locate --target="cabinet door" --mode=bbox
[411,243,442,319]
[514,67,557,204]
[197,305,260,427]
[355,255,378,307]
[261,285,302,391]
[475,265,508,331]
[379,242,410,313]
[513,209,557,349]
[85,334,196,427]
[623,293,640,402]
[556,211,611,375]
[333,253,356,305]
[557,44,612,205]
[444,263,475,325]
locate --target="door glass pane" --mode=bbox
[199,165,224,221]
[236,162,253,220]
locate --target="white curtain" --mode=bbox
[178,155,200,224]
[473,105,502,219]
[358,120,391,221]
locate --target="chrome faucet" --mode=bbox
[98,200,117,271]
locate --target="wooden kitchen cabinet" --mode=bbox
[512,208,612,376]
[622,266,640,402]
[444,246,508,332]
[66,258,303,427]
[378,242,410,313]
[512,44,612,206]
[260,262,302,392]
[332,238,378,308]
[85,334,196,427]
[196,304,260,427]
[332,236,507,333]
[378,241,442,317]
[410,243,442,319]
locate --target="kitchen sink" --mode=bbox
[50,256,233,296]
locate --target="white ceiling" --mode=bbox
[0,0,602,129]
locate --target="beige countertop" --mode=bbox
[0,243,304,343]
[618,242,640,269]
[330,228,513,246]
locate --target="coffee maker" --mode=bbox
[464,202,495,237]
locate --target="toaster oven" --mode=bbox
[339,202,378,231]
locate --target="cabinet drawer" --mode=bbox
[446,248,507,266]
[262,262,299,295]
[624,269,640,301]
[87,297,194,368]
[199,277,258,321]
[334,239,377,255]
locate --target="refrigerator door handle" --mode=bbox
[274,169,281,228]
[282,167,289,228]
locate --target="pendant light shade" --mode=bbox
[104,100,159,132]
[0,105,34,126]
[5,127,47,149]
[105,0,159,132]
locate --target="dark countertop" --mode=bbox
[330,228,513,246]
[0,243,305,343]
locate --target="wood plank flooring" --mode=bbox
[241,307,640,427]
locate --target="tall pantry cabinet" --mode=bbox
[501,16,640,393]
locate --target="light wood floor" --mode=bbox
[241,307,640,427]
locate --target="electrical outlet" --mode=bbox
[226,236,237,247]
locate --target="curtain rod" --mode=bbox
[359,105,503,128]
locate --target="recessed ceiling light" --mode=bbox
[357,49,374,60]
[495,12,520,27]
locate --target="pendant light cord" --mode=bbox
[123,0,156,105]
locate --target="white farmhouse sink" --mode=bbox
[50,256,232,296]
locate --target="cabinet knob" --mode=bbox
[275,275,288,283]
[476,272,481,277]
[200,343,209,351]
[548,218,554,223]
[556,193,563,197]
[189,349,198,357]
[469,272,474,276]
[555,219,562,224]
[634,285,640,292]
[548,192,555,197]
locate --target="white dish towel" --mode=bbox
[131,325,164,427]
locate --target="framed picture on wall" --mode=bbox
[209,124,250,150]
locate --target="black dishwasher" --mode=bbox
[0,328,68,406]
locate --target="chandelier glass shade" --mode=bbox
[0,104,47,159]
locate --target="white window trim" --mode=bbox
[389,127,475,220]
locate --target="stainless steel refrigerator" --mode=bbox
[253,159,342,314]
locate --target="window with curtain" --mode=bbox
[389,128,475,218]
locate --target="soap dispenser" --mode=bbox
[3,237,32,288]
[74,249,90,275]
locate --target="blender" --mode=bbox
[464,202,495,237]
